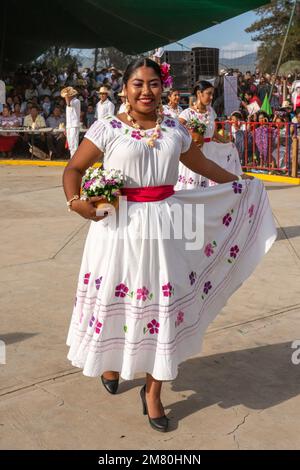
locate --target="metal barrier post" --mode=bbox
[292,137,299,178]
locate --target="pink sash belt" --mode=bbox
[121,185,174,202]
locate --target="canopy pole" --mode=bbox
[93,48,99,73]
[269,0,298,99]
[0,3,8,76]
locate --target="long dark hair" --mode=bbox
[123,58,162,85]
[193,80,214,97]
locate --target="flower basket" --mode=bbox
[186,117,207,146]
[81,167,124,214]
[94,197,119,211]
[191,131,204,146]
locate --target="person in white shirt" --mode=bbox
[163,89,183,118]
[62,87,81,158]
[95,86,115,119]
[291,78,300,96]
[117,89,127,114]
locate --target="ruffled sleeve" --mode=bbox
[177,123,192,153]
[84,119,113,153]
[178,108,191,122]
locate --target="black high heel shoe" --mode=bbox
[140,385,169,432]
[101,373,119,395]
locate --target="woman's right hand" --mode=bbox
[71,196,109,222]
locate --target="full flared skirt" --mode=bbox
[67,178,276,380]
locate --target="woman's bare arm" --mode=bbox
[63,138,103,200]
[62,138,106,221]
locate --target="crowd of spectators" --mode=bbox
[0,64,300,172]
[211,68,300,172]
[0,66,124,157]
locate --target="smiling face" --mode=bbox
[124,65,162,116]
[169,90,180,107]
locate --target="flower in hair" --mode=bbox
[160,62,173,89]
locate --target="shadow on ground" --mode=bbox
[0,332,38,345]
[276,226,300,241]
[118,342,300,431]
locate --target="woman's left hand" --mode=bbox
[240,173,254,180]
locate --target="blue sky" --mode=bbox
[164,11,260,57]
[76,10,260,64]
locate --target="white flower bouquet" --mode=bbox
[81,167,124,211]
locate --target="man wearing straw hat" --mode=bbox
[61,86,80,158]
[95,86,115,120]
[117,89,126,114]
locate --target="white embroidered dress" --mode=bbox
[66,114,276,381]
[176,106,243,190]
[163,104,183,119]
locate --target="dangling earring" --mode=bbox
[157,99,164,115]
[125,98,131,114]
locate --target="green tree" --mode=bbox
[97,47,146,71]
[34,47,80,73]
[245,0,300,72]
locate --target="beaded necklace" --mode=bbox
[125,107,163,147]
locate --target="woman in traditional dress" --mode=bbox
[63,58,276,433]
[176,81,243,190]
[163,89,183,119]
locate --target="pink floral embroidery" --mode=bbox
[178,175,187,183]
[137,286,153,301]
[223,213,232,227]
[228,245,240,263]
[175,311,184,327]
[95,276,103,290]
[84,272,91,285]
[95,321,103,334]
[145,319,160,335]
[204,243,214,257]
[115,283,129,297]
[204,240,217,257]
[249,204,255,218]
[131,130,142,140]
[188,177,194,184]
[230,245,239,258]
[162,282,174,297]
